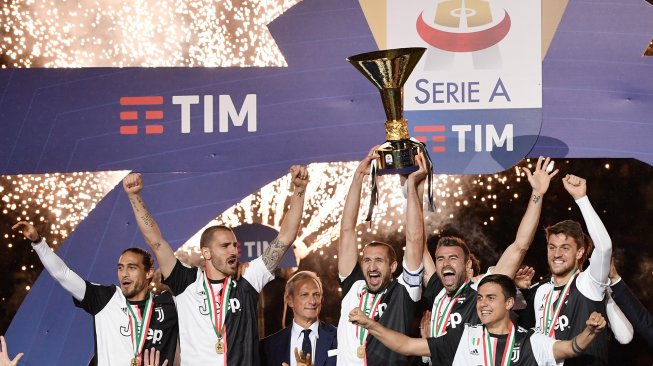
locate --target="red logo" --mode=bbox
[119,96,165,135]
[413,125,447,153]
[416,1,511,52]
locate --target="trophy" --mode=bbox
[347,47,427,175]
[347,47,434,219]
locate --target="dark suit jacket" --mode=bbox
[260,321,337,366]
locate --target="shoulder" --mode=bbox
[319,321,337,335]
[261,327,291,346]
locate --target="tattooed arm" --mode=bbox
[261,165,309,272]
[494,157,558,277]
[123,173,177,278]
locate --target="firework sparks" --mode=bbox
[0,171,128,246]
[1,0,298,68]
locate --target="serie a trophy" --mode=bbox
[347,47,435,220]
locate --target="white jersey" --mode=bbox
[427,323,560,366]
[337,261,422,366]
[164,257,272,366]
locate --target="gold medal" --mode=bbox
[356,345,365,359]
[130,357,138,366]
[215,339,225,355]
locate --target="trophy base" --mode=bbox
[376,140,420,174]
[377,166,418,176]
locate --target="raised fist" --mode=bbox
[123,173,144,196]
[290,165,309,190]
[562,174,587,200]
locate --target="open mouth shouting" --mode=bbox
[366,271,383,289]
[440,266,457,287]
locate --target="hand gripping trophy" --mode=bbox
[347,47,434,219]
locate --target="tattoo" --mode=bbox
[129,197,141,212]
[141,213,155,228]
[261,237,289,271]
[296,189,305,198]
[532,194,541,204]
[152,242,162,250]
[571,336,585,354]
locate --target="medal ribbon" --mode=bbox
[542,269,578,337]
[430,281,470,336]
[202,275,233,356]
[355,288,386,363]
[482,322,515,366]
[126,292,155,362]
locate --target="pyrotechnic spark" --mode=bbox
[1,0,298,68]
[0,171,128,246]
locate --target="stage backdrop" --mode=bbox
[2,0,652,364]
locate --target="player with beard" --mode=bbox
[123,166,308,366]
[420,157,558,346]
[337,147,427,365]
[11,222,178,366]
[349,274,608,366]
[529,174,613,365]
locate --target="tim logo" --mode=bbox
[413,124,513,153]
[416,0,511,52]
[119,94,257,135]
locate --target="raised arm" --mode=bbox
[552,312,606,361]
[494,157,558,277]
[404,153,427,272]
[261,165,309,272]
[123,173,177,278]
[348,308,430,357]
[338,146,378,277]
[564,175,612,285]
[11,222,86,301]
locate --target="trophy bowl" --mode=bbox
[347,47,427,175]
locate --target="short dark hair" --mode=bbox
[545,220,593,267]
[363,241,397,263]
[436,236,471,261]
[478,274,516,301]
[121,247,154,272]
[285,271,322,297]
[469,253,481,276]
[200,225,235,248]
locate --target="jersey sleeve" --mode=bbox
[575,196,612,301]
[32,239,86,301]
[162,259,198,295]
[529,332,561,366]
[340,263,364,295]
[426,325,463,364]
[73,281,117,315]
[242,256,274,293]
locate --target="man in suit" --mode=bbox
[261,271,337,366]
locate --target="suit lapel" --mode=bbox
[314,322,335,366]
[281,326,292,364]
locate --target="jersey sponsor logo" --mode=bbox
[470,348,479,356]
[377,303,388,318]
[120,319,131,337]
[147,329,164,345]
[447,312,463,329]
[555,315,570,332]
[199,297,243,315]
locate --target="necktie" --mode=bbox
[301,329,312,359]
